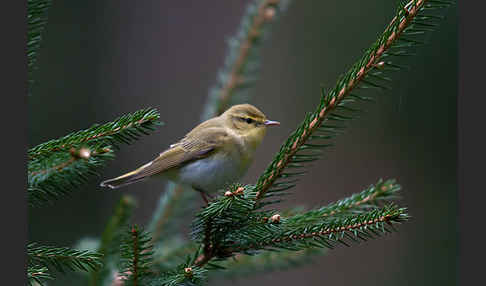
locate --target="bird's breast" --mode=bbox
[166,151,252,193]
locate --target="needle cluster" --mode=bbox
[27,243,103,286]
[28,108,161,207]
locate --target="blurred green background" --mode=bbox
[28,1,457,285]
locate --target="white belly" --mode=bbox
[164,153,251,193]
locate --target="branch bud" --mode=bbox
[70,147,91,159]
[234,187,244,195]
[78,148,91,159]
[374,61,385,69]
[264,7,276,21]
[225,187,244,197]
[270,214,281,223]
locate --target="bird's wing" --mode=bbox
[127,128,230,179]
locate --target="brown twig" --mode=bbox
[255,0,426,202]
[322,182,394,217]
[110,227,143,286]
[131,226,139,286]
[29,147,111,177]
[194,218,214,267]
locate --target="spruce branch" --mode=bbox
[28,0,52,92]
[156,245,209,285]
[190,180,404,262]
[28,265,52,286]
[225,204,409,254]
[27,243,103,276]
[158,264,208,286]
[89,195,137,286]
[176,181,408,283]
[190,185,257,245]
[28,145,113,207]
[28,108,161,159]
[28,108,161,207]
[117,225,155,286]
[189,185,261,268]
[286,178,401,227]
[253,0,453,205]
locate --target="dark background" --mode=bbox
[28,1,457,285]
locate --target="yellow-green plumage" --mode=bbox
[100,104,279,194]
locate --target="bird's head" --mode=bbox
[222,104,280,149]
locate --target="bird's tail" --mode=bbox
[100,163,152,189]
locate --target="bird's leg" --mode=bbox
[194,187,211,205]
[200,192,209,205]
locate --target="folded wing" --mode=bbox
[100,128,228,189]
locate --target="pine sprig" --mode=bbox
[28,0,52,92]
[285,178,401,226]
[188,185,275,268]
[28,265,52,286]
[28,108,161,159]
[187,180,408,270]
[118,225,155,286]
[28,145,114,207]
[27,243,103,275]
[202,0,291,119]
[158,264,208,286]
[190,185,258,243]
[209,179,402,255]
[226,204,409,254]
[157,246,209,285]
[182,182,408,279]
[27,108,161,207]
[254,0,453,205]
[89,195,137,286]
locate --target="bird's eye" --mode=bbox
[245,118,254,124]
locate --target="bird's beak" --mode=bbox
[264,120,280,126]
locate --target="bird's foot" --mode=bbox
[194,187,213,206]
[199,192,209,205]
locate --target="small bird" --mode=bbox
[100,104,280,203]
